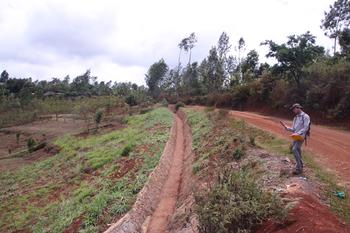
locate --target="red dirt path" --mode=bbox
[229,110,350,186]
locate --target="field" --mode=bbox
[0,107,173,233]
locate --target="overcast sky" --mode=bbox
[0,0,335,85]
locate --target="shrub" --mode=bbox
[16,132,20,144]
[125,95,137,106]
[161,98,168,107]
[233,145,245,160]
[195,169,286,233]
[121,144,134,157]
[27,137,36,153]
[249,135,256,146]
[175,102,185,111]
[94,109,103,130]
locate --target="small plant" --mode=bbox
[94,109,103,131]
[175,102,185,111]
[16,132,21,144]
[27,137,36,153]
[125,95,137,106]
[233,145,245,160]
[249,135,256,146]
[121,144,134,157]
[161,98,168,107]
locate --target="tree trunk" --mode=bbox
[178,48,182,68]
[188,49,192,65]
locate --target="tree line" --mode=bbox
[145,0,350,120]
[0,69,151,107]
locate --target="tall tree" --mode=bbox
[183,33,197,65]
[145,59,168,98]
[217,32,231,60]
[178,38,188,67]
[241,49,259,80]
[71,70,95,96]
[200,47,224,93]
[0,70,9,83]
[339,27,350,55]
[261,32,325,85]
[321,0,350,54]
[237,37,246,83]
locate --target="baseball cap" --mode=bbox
[290,103,303,110]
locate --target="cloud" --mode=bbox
[0,0,336,85]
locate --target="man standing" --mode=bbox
[280,103,311,175]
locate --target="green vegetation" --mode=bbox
[26,137,36,153]
[0,107,173,233]
[94,109,103,131]
[185,109,286,232]
[0,68,153,128]
[196,169,285,233]
[175,102,185,111]
[0,95,123,128]
[141,1,350,121]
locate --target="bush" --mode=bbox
[27,137,36,153]
[94,109,103,129]
[175,102,185,111]
[161,98,168,107]
[233,145,245,160]
[125,95,137,106]
[121,144,134,157]
[195,169,286,233]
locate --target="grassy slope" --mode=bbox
[184,108,285,232]
[0,107,173,233]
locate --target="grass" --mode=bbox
[195,169,286,233]
[184,108,286,232]
[0,107,173,233]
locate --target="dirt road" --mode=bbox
[229,110,350,185]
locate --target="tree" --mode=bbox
[261,32,325,85]
[339,27,350,55]
[321,0,350,54]
[182,62,200,95]
[237,37,246,83]
[200,47,225,93]
[145,59,168,98]
[217,32,231,60]
[71,70,95,96]
[241,50,259,81]
[94,109,103,131]
[182,33,197,65]
[178,38,187,67]
[0,70,9,83]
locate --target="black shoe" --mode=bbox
[292,170,302,175]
